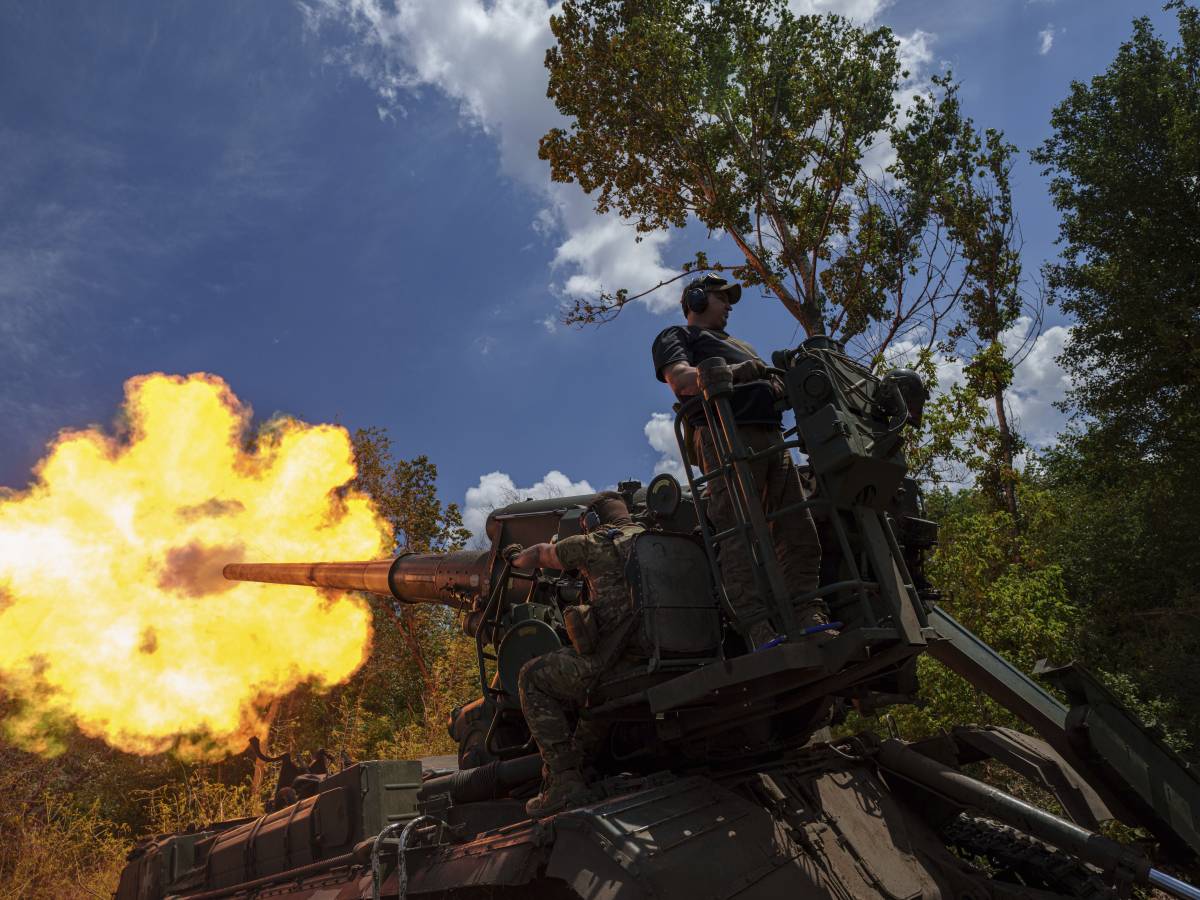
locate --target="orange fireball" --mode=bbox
[0,373,389,759]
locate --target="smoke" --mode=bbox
[157,542,246,598]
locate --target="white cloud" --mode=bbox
[644,412,687,481]
[301,0,676,311]
[1038,25,1056,55]
[884,335,961,395]
[885,316,1071,455]
[301,0,938,318]
[462,468,595,542]
[856,28,937,178]
[1005,320,1071,446]
[552,208,675,312]
[789,0,892,20]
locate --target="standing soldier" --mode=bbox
[510,491,645,817]
[652,273,824,648]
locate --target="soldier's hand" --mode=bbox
[509,542,561,571]
[511,542,540,571]
[501,543,524,564]
[729,359,768,384]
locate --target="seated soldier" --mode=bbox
[510,491,645,817]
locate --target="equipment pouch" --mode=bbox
[563,605,599,655]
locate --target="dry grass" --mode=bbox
[0,787,130,900]
[138,773,263,835]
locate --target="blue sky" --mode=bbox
[0,0,1177,534]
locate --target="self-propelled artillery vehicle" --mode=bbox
[118,337,1200,900]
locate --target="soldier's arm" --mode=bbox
[511,542,562,571]
[663,361,701,396]
[664,359,767,396]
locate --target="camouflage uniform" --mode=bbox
[518,523,645,779]
[695,423,825,640]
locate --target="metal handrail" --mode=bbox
[371,815,449,900]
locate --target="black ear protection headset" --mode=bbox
[580,508,601,533]
[684,281,712,314]
[683,274,740,314]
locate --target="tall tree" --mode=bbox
[1031,2,1200,461]
[347,426,470,702]
[541,0,1026,368]
[939,127,1028,517]
[1028,2,1200,746]
[542,0,1035,512]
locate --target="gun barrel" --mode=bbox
[223,550,490,611]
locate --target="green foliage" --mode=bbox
[1030,440,1200,747]
[0,742,139,900]
[351,426,471,553]
[1031,2,1200,461]
[892,485,1079,738]
[1023,0,1200,749]
[542,0,1024,365]
[894,342,1025,523]
[373,636,478,760]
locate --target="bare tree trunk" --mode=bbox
[993,391,1019,520]
[250,696,283,800]
[394,609,434,699]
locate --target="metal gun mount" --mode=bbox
[678,336,926,644]
[677,333,1200,865]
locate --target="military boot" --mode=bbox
[747,619,779,650]
[525,767,589,818]
[795,602,839,637]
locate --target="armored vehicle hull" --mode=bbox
[121,748,1116,900]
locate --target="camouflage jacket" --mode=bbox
[554,523,644,640]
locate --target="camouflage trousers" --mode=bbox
[695,423,824,634]
[518,646,640,774]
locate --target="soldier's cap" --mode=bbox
[587,491,633,527]
[683,274,742,304]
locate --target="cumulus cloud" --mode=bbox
[1005,321,1071,446]
[462,469,595,542]
[790,0,892,19]
[301,0,931,317]
[886,317,1072,452]
[552,209,674,310]
[885,336,957,394]
[897,28,934,74]
[644,412,687,481]
[301,0,677,311]
[1038,25,1056,55]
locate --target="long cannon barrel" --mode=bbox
[223,550,491,611]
